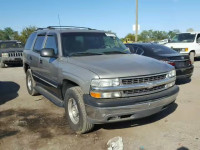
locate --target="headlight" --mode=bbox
[181,48,188,52]
[166,70,176,78]
[91,78,120,88]
[90,91,121,99]
[2,53,9,58]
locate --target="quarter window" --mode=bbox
[24,32,37,50]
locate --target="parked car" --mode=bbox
[0,40,24,68]
[125,43,194,80]
[23,26,179,133]
[165,32,200,64]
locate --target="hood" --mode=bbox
[0,48,23,54]
[68,54,174,78]
[165,43,194,48]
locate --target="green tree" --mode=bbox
[186,28,194,32]
[18,26,37,44]
[0,27,19,40]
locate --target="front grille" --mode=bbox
[123,84,166,95]
[121,73,168,96]
[121,74,167,85]
[8,52,23,57]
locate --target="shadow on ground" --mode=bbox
[0,81,20,105]
[177,146,189,150]
[176,78,191,85]
[0,109,72,140]
[95,103,178,131]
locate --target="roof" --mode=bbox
[36,26,107,34]
[125,43,159,47]
[0,40,19,42]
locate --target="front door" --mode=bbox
[38,34,61,98]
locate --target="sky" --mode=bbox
[0,0,200,38]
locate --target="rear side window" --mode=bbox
[24,32,37,50]
[33,35,45,51]
[44,35,58,54]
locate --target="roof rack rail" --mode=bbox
[42,26,96,30]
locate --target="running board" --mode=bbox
[35,86,64,107]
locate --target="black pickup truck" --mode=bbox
[0,40,24,68]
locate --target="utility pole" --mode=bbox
[135,0,138,42]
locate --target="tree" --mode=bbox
[17,26,37,44]
[0,27,19,40]
[186,28,194,32]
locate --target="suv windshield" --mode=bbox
[170,33,196,43]
[0,42,24,49]
[61,32,129,56]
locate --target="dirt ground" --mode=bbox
[0,61,200,150]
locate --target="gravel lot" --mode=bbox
[0,60,200,150]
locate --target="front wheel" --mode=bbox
[0,61,5,68]
[64,86,94,134]
[26,69,39,96]
[189,52,195,64]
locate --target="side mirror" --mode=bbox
[40,48,56,57]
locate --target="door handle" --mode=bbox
[40,59,43,64]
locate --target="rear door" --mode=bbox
[31,33,46,76]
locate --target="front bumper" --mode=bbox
[1,57,23,64]
[176,66,194,79]
[84,85,179,124]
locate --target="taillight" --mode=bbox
[160,60,175,66]
[168,62,175,66]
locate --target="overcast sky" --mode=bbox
[0,0,199,37]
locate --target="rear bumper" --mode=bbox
[84,85,179,124]
[176,66,194,79]
[1,57,23,64]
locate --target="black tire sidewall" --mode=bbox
[64,88,84,133]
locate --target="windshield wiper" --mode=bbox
[103,51,128,54]
[69,52,103,57]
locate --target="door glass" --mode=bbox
[45,35,58,54]
[33,35,45,51]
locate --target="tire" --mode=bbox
[189,52,195,64]
[0,61,5,68]
[64,86,94,134]
[26,69,39,96]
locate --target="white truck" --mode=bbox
[165,32,200,63]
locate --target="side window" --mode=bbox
[33,35,45,51]
[126,45,135,53]
[196,34,200,43]
[24,32,37,50]
[133,46,144,55]
[44,35,58,54]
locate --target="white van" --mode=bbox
[165,32,200,63]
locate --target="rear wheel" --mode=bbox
[64,86,94,134]
[189,52,195,64]
[26,69,39,96]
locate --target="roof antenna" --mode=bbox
[58,14,61,30]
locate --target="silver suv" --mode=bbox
[23,26,179,133]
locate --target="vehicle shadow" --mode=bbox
[176,78,191,85]
[94,103,178,131]
[194,57,200,62]
[0,81,20,105]
[6,64,23,68]
[177,146,189,150]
